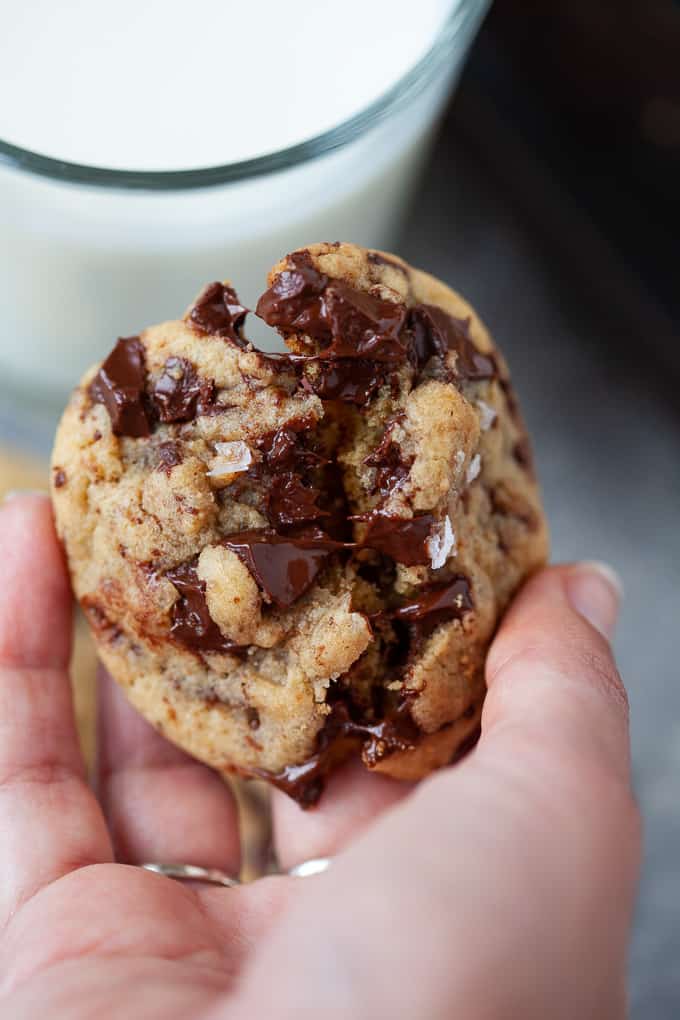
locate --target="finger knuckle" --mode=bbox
[571,643,629,716]
[0,759,76,791]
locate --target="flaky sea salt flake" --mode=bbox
[476,399,497,431]
[466,454,481,485]
[427,515,456,570]
[208,440,253,478]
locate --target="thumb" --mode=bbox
[231,566,640,1020]
[483,562,630,782]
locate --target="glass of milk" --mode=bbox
[0,0,490,434]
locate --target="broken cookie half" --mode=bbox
[51,242,548,805]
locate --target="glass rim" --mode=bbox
[0,0,486,191]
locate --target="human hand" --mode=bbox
[0,493,640,1019]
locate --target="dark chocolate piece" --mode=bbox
[266,473,327,529]
[257,254,408,361]
[364,421,413,497]
[189,282,248,342]
[155,441,183,472]
[53,467,67,488]
[256,421,322,473]
[255,252,329,337]
[222,529,344,609]
[253,422,328,530]
[305,358,385,405]
[166,562,244,655]
[151,356,216,422]
[408,304,496,381]
[357,512,435,566]
[88,336,151,437]
[319,282,408,361]
[257,425,299,469]
[251,697,420,807]
[246,707,260,730]
[392,576,474,640]
[377,576,475,678]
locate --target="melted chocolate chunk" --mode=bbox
[222,529,344,609]
[256,253,329,336]
[348,698,421,768]
[305,358,385,405]
[315,450,355,545]
[166,562,244,655]
[357,512,435,566]
[257,254,408,361]
[257,425,298,468]
[392,576,474,640]
[253,423,328,529]
[246,706,260,730]
[221,422,327,525]
[253,697,420,807]
[364,422,413,497]
[256,421,322,473]
[189,282,248,342]
[377,576,475,680]
[266,473,327,529]
[319,283,408,361]
[408,304,496,381]
[260,694,480,807]
[155,441,183,472]
[151,356,216,422]
[88,336,151,437]
[53,467,67,488]
[257,756,327,808]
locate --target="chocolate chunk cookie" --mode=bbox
[51,243,548,805]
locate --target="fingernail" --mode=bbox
[2,489,48,505]
[565,561,623,640]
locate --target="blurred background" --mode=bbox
[1,1,678,1015]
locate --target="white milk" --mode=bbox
[0,0,488,403]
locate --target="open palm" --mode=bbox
[0,496,640,1020]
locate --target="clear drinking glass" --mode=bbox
[0,0,490,445]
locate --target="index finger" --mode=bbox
[483,562,630,781]
[0,494,112,925]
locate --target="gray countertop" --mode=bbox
[402,104,679,1017]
